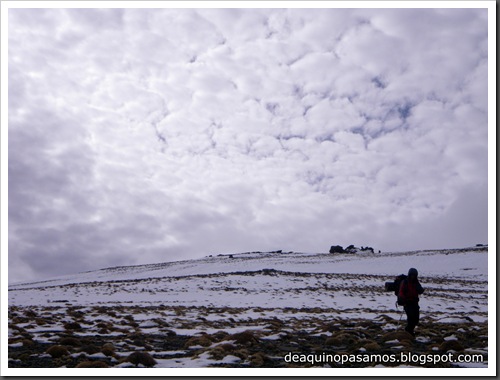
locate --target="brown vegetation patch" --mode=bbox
[22,339,35,347]
[101,347,115,357]
[96,322,111,329]
[184,335,213,348]
[325,332,360,347]
[46,345,69,358]
[76,360,110,368]
[207,346,228,361]
[219,343,236,352]
[64,322,82,331]
[439,340,465,352]
[35,318,49,326]
[208,342,238,360]
[25,310,38,319]
[230,330,260,345]
[233,348,249,360]
[59,337,82,347]
[125,351,157,367]
[381,331,414,343]
[80,345,100,355]
[250,352,269,366]
[363,341,381,351]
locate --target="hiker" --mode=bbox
[398,267,424,336]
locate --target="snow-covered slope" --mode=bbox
[10,247,487,289]
[9,248,487,314]
[7,247,489,369]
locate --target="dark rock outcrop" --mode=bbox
[329,245,344,254]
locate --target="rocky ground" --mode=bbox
[8,304,488,368]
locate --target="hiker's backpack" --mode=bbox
[391,274,408,306]
[395,274,408,305]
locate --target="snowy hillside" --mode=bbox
[7,247,489,370]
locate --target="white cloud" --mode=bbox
[7,7,489,283]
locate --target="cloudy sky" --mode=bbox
[8,7,489,283]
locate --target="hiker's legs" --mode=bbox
[404,309,415,335]
[404,304,419,335]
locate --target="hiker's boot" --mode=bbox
[405,326,415,337]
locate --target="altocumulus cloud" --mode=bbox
[8,8,488,283]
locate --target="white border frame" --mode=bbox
[1,1,495,377]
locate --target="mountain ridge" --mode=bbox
[9,245,487,289]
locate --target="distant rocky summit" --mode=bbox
[329,245,344,254]
[329,245,375,254]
